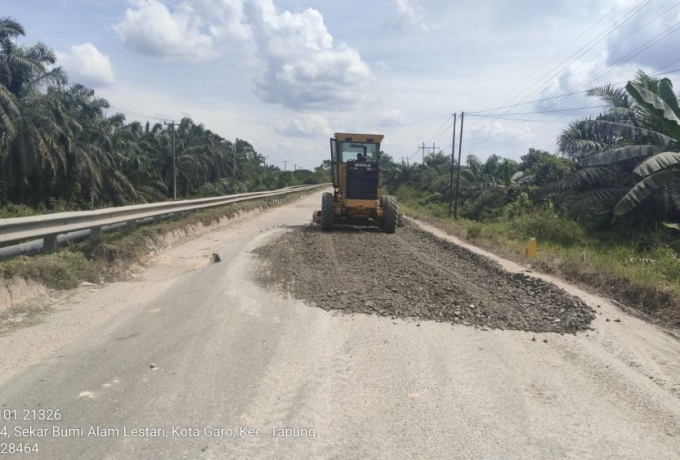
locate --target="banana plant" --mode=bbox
[568,78,680,219]
[610,78,680,217]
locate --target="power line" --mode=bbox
[468,103,606,118]
[407,114,454,162]
[467,67,680,115]
[471,2,624,117]
[467,116,580,123]
[466,0,653,140]
[467,66,680,154]
[468,17,680,150]
[467,16,680,150]
[578,18,680,91]
[468,112,576,155]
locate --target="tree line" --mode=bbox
[0,18,327,215]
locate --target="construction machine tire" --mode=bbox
[382,195,398,234]
[321,192,334,231]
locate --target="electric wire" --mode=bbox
[466,66,680,154]
[466,0,653,143]
[473,2,624,116]
[407,114,454,162]
[467,18,680,151]
[467,66,680,115]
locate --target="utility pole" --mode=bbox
[282,160,288,171]
[293,164,298,171]
[418,142,437,163]
[454,112,465,220]
[164,121,178,200]
[448,113,457,217]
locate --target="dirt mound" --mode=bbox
[253,223,595,333]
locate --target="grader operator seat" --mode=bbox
[315,133,399,233]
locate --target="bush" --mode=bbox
[511,214,584,247]
[193,182,222,198]
[461,190,505,221]
[467,223,482,239]
[0,204,40,218]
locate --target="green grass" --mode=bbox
[0,204,40,219]
[0,251,100,290]
[400,199,680,327]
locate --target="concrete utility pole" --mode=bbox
[164,121,179,200]
[454,112,465,220]
[282,160,288,171]
[293,164,299,171]
[448,113,457,217]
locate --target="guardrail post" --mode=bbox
[43,234,58,252]
[90,226,102,243]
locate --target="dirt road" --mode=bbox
[0,190,679,459]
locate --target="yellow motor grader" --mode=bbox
[313,132,399,233]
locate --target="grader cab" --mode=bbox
[313,132,399,233]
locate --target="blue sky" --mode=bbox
[5,0,680,168]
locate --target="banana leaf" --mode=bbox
[582,120,676,147]
[626,80,680,139]
[579,145,661,166]
[613,170,679,217]
[633,151,680,177]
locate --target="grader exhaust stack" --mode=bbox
[313,133,399,233]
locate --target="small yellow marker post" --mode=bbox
[525,238,537,258]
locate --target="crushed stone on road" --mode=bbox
[253,223,596,333]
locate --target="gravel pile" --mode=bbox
[253,223,595,333]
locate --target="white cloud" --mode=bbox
[274,113,331,137]
[113,0,218,61]
[376,109,410,127]
[188,0,252,42]
[388,0,428,31]
[57,43,116,87]
[247,0,373,110]
[113,0,373,110]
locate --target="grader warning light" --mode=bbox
[313,133,399,233]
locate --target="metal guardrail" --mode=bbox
[0,184,327,252]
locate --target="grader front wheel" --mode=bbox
[382,195,398,234]
[321,192,334,231]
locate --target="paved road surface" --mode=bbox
[1,191,679,459]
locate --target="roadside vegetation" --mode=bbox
[379,71,680,327]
